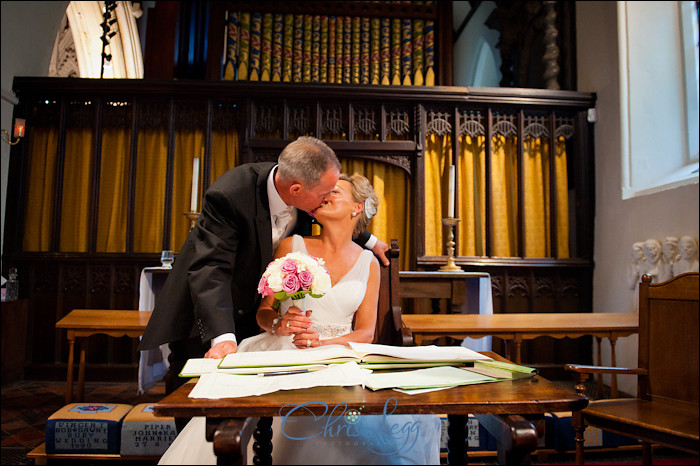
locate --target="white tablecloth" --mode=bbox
[137,267,171,395]
[460,276,493,352]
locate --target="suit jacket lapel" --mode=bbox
[256,165,274,265]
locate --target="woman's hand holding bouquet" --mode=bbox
[257,252,331,347]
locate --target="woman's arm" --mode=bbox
[293,257,380,347]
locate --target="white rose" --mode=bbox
[311,271,332,295]
[266,270,283,291]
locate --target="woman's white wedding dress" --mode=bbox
[159,235,441,465]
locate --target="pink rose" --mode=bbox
[257,276,274,297]
[282,273,300,294]
[298,270,313,290]
[281,259,297,274]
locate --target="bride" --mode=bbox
[159,174,441,465]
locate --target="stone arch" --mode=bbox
[49,1,143,78]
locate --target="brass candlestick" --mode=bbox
[184,211,200,230]
[438,217,463,272]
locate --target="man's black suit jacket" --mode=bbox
[138,162,369,351]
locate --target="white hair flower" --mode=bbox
[364,198,377,220]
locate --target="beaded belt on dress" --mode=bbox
[314,322,352,339]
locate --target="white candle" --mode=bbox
[191,158,200,212]
[448,165,455,218]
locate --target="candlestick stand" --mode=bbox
[184,211,200,231]
[438,217,463,272]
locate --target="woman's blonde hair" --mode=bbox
[339,173,379,238]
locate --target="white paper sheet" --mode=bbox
[348,342,492,362]
[188,361,371,399]
[392,386,456,395]
[180,358,330,376]
[363,366,497,391]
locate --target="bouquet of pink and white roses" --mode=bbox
[257,252,332,309]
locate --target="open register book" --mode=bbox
[180,342,491,377]
[465,360,538,379]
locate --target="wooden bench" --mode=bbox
[566,273,699,465]
[402,311,640,397]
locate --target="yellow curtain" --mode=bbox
[210,130,239,184]
[521,136,570,258]
[59,128,94,252]
[170,130,205,251]
[522,137,550,257]
[457,135,486,256]
[490,134,518,257]
[340,159,412,270]
[554,136,570,258]
[96,128,131,252]
[22,127,59,251]
[133,128,168,253]
[424,133,451,256]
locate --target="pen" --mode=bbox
[257,369,310,377]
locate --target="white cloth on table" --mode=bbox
[137,267,171,395]
[460,276,493,353]
[159,235,442,465]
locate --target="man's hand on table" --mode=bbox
[204,340,238,358]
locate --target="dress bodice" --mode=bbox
[278,235,374,339]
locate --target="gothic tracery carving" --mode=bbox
[459,111,485,138]
[355,108,377,137]
[290,106,311,134]
[508,276,530,298]
[322,107,344,136]
[492,113,517,138]
[534,277,555,297]
[387,109,410,137]
[554,116,575,139]
[90,266,110,294]
[426,110,451,136]
[256,105,277,133]
[523,115,549,139]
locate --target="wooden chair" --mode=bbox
[373,239,413,346]
[566,272,699,465]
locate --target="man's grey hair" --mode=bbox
[277,136,340,187]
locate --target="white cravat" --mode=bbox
[272,207,294,249]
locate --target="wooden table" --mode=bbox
[399,271,490,314]
[55,309,152,403]
[154,352,588,465]
[402,312,639,397]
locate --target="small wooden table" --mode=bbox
[154,351,588,465]
[402,312,639,397]
[55,309,152,403]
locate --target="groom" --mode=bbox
[138,136,388,394]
